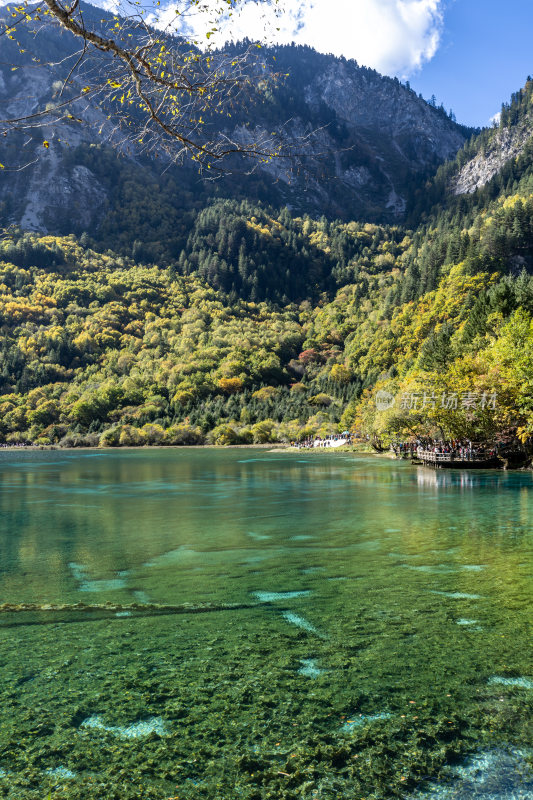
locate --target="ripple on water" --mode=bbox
[80,715,169,739]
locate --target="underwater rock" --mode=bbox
[403,565,457,573]
[132,590,151,604]
[340,713,392,732]
[281,611,321,636]
[298,658,323,678]
[143,546,197,567]
[45,766,77,779]
[68,562,87,583]
[253,590,311,602]
[410,747,533,799]
[80,715,169,739]
[68,561,128,593]
[488,676,533,689]
[79,578,127,592]
[430,591,482,600]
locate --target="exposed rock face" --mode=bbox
[0,6,469,232]
[452,125,532,195]
[19,155,108,234]
[305,60,464,160]
[237,51,467,220]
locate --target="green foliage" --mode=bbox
[0,235,356,445]
[1,79,533,446]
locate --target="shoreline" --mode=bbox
[0,443,377,456]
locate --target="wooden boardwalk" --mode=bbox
[416,450,501,469]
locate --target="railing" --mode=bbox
[416,449,490,463]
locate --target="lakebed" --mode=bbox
[0,449,531,799]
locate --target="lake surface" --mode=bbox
[0,448,531,799]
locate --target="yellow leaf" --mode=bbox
[42,141,49,148]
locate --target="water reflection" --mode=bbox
[0,450,531,608]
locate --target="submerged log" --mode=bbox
[0,601,259,626]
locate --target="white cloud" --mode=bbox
[149,0,445,78]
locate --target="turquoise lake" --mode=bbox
[0,448,531,799]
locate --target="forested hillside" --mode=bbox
[0,68,532,448]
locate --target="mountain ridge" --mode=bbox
[0,4,470,231]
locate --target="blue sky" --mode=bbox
[410,0,533,127]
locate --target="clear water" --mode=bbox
[0,449,531,800]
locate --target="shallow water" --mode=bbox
[0,449,531,799]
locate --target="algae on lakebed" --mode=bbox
[0,599,531,800]
[0,449,532,799]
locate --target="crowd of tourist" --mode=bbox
[394,439,497,460]
[291,433,353,449]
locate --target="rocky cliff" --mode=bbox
[452,122,533,196]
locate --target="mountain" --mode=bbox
[1,78,532,448]
[0,3,470,234]
[1,8,533,452]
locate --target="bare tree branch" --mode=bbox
[0,0,293,169]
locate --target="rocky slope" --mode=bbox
[0,4,469,233]
[452,122,533,195]
[448,81,533,196]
